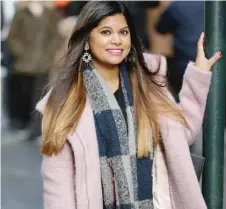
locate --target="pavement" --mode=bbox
[1,130,43,209]
[1,128,226,209]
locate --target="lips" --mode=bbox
[106,49,123,56]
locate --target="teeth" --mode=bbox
[108,50,122,52]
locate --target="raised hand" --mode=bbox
[195,32,223,71]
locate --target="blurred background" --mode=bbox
[1,1,225,209]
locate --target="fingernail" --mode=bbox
[218,50,223,56]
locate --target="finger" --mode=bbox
[208,51,223,66]
[197,32,205,56]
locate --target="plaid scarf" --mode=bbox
[83,62,154,209]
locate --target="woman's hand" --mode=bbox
[195,32,223,71]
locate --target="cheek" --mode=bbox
[89,36,109,53]
[124,39,132,54]
[124,36,131,48]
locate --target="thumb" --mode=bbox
[209,51,223,67]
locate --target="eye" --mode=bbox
[101,30,111,35]
[121,30,129,35]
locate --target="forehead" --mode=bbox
[97,14,128,29]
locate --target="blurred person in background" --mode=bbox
[1,0,16,132]
[6,0,63,139]
[1,0,7,130]
[146,1,173,57]
[1,1,4,30]
[36,1,221,209]
[156,1,204,101]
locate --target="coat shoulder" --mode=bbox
[36,89,52,114]
[143,53,167,77]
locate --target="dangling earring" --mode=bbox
[82,43,92,64]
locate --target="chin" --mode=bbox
[106,57,126,65]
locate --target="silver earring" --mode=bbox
[82,44,92,64]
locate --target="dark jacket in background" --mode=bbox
[156,1,204,63]
[156,1,204,96]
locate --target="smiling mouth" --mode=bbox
[106,49,124,56]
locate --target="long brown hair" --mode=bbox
[42,1,187,157]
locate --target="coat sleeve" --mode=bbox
[42,141,76,209]
[143,53,212,145]
[175,61,212,145]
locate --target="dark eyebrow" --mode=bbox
[120,26,129,30]
[99,26,129,30]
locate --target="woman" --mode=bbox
[36,1,222,209]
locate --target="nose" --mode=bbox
[111,33,121,45]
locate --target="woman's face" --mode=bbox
[88,14,131,67]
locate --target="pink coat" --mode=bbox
[36,53,212,209]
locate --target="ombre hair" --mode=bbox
[42,1,187,157]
